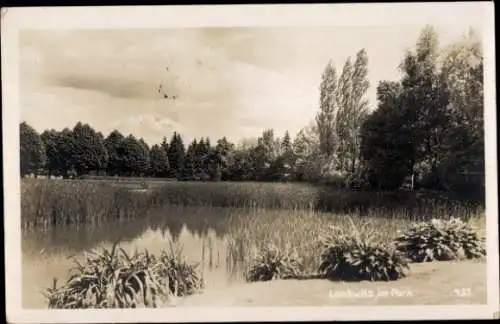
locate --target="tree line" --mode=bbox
[20,25,484,193]
[311,25,484,192]
[20,121,297,182]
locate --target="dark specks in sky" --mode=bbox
[158,65,179,100]
[158,58,206,100]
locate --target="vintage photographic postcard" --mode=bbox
[2,2,498,322]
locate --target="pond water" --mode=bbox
[20,193,484,309]
[21,206,248,309]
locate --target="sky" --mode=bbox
[19,25,481,146]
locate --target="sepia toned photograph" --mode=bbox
[3,3,498,322]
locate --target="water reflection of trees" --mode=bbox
[23,206,237,257]
[163,220,183,242]
[147,207,233,241]
[22,216,151,255]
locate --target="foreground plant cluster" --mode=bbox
[44,242,203,308]
[246,217,486,283]
[246,244,305,282]
[42,212,485,308]
[394,217,486,262]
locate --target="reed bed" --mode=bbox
[150,181,483,217]
[21,179,151,229]
[22,178,484,231]
[149,181,318,210]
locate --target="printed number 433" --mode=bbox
[453,288,472,297]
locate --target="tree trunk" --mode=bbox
[409,159,416,190]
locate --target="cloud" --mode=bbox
[51,75,156,99]
[112,114,181,140]
[20,29,243,101]
[230,60,319,138]
[19,29,248,143]
[19,26,482,146]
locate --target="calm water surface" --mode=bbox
[22,206,249,308]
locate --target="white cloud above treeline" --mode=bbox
[20,26,479,145]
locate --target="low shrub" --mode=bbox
[394,217,486,262]
[318,225,409,282]
[43,241,203,308]
[246,243,304,282]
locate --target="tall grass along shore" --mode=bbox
[21,178,484,230]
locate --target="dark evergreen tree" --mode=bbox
[70,122,109,176]
[160,136,169,157]
[20,122,46,177]
[182,139,198,180]
[360,81,413,190]
[230,149,254,181]
[215,137,235,180]
[149,144,170,177]
[167,132,185,178]
[104,130,125,176]
[120,135,150,176]
[40,129,61,178]
[56,128,77,178]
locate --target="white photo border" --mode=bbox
[2,3,498,322]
